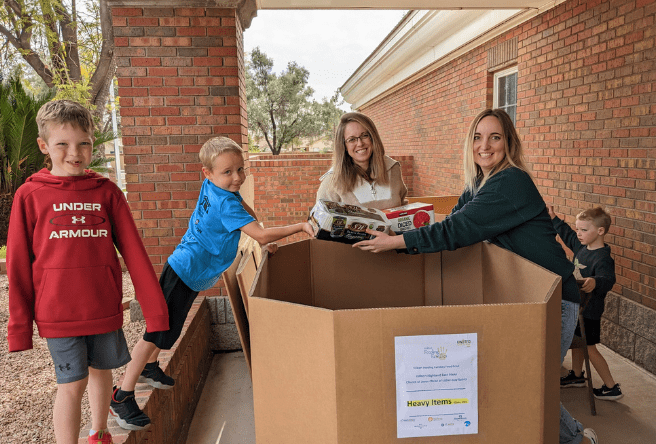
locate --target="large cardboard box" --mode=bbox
[248,239,561,444]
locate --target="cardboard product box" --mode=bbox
[407,195,460,222]
[309,199,390,244]
[384,202,435,233]
[248,239,561,444]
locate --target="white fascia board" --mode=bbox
[341,6,570,110]
[257,0,559,8]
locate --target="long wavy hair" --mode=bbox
[331,112,388,193]
[463,108,532,193]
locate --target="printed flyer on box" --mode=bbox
[395,333,478,438]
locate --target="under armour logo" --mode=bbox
[58,363,71,372]
[71,216,85,224]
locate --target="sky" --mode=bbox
[244,10,408,110]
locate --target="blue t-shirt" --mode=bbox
[167,179,255,291]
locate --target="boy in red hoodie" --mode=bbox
[6,100,169,444]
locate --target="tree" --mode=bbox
[246,47,343,155]
[313,91,345,143]
[0,0,115,119]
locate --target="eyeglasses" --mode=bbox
[345,133,371,145]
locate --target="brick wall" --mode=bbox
[360,0,655,373]
[112,5,247,296]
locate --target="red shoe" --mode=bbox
[88,429,114,444]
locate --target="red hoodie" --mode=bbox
[7,169,169,352]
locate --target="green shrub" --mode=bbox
[0,77,55,195]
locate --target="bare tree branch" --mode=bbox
[88,0,115,118]
[0,8,56,86]
[56,0,81,81]
[4,0,22,16]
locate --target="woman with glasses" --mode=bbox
[353,108,598,444]
[316,112,407,209]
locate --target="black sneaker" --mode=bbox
[138,361,175,389]
[109,386,151,431]
[593,383,624,401]
[560,370,586,388]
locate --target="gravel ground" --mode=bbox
[0,272,143,443]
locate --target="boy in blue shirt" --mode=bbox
[110,137,313,430]
[549,206,622,401]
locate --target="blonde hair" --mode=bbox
[36,100,94,141]
[577,207,612,234]
[199,137,243,170]
[463,109,532,193]
[331,112,388,193]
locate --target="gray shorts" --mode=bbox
[46,329,131,384]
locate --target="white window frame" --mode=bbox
[493,66,518,124]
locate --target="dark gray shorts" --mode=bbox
[46,329,131,384]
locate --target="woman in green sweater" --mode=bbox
[354,109,598,444]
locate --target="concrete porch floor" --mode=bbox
[185,345,656,444]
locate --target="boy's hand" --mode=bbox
[580,277,596,293]
[547,205,556,219]
[301,222,314,237]
[262,243,278,255]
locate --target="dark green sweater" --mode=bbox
[403,167,580,304]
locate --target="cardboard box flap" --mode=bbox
[221,249,252,375]
[331,300,558,443]
[442,243,484,306]
[481,242,562,304]
[250,296,339,444]
[236,245,258,315]
[333,310,389,442]
[309,241,424,310]
[251,240,314,307]
[308,240,443,310]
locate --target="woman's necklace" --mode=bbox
[369,182,377,198]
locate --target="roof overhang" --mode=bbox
[338,1,566,109]
[256,0,561,8]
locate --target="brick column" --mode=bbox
[109,0,255,296]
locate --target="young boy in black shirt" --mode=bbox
[549,206,622,401]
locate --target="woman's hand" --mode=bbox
[353,229,407,253]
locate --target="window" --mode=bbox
[493,66,517,124]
